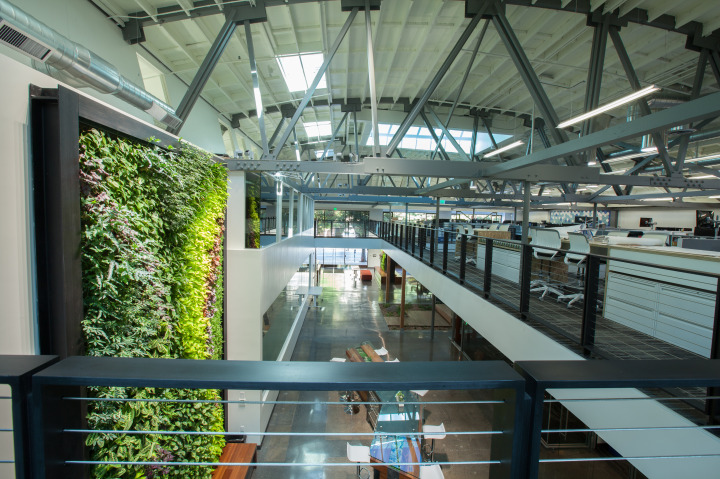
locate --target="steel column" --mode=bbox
[365,0,380,156]
[267,117,286,152]
[492,11,574,157]
[245,20,269,157]
[609,26,672,175]
[318,112,349,161]
[427,107,472,162]
[386,9,485,156]
[484,238,493,297]
[420,112,452,161]
[430,20,489,161]
[582,19,610,138]
[709,50,720,88]
[171,17,237,134]
[675,49,708,172]
[271,8,358,159]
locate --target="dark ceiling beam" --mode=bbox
[119,0,720,43]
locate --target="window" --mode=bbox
[315,149,334,159]
[276,53,327,92]
[367,123,511,155]
[136,53,170,104]
[304,121,332,139]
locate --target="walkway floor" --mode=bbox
[254,267,630,479]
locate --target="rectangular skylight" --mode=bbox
[366,123,510,155]
[276,53,327,92]
[304,121,332,139]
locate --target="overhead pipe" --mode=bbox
[0,0,181,129]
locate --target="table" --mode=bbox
[370,435,423,478]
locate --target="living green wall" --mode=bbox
[79,129,227,478]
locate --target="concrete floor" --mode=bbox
[253,267,632,479]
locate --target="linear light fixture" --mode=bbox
[709,195,720,199]
[641,197,674,202]
[483,140,524,158]
[557,85,661,129]
[686,153,720,163]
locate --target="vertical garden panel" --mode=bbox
[31,86,228,479]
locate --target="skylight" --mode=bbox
[304,121,332,139]
[367,123,511,155]
[276,53,327,92]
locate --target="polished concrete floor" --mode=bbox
[253,267,631,479]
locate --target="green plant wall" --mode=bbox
[79,129,227,479]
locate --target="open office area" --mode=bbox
[2,0,720,478]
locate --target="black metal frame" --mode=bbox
[0,356,58,479]
[30,356,527,479]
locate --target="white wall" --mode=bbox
[617,207,720,230]
[1,0,225,153]
[367,249,382,269]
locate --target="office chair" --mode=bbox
[529,228,564,299]
[557,232,589,308]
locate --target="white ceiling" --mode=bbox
[89,0,720,203]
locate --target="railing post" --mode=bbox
[580,254,600,356]
[404,224,409,251]
[442,230,449,274]
[314,218,318,237]
[459,233,467,283]
[411,226,416,256]
[419,228,425,261]
[484,238,494,297]
[519,244,532,318]
[429,228,436,265]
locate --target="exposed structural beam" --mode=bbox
[583,17,610,138]
[491,9,576,163]
[267,117,287,153]
[317,112,349,161]
[608,26,672,175]
[365,0,380,156]
[169,17,237,134]
[269,8,358,160]
[675,49,708,173]
[710,50,720,88]
[419,112,452,161]
[426,107,472,162]
[245,20,269,157]
[431,19,489,161]
[385,6,486,157]
[481,91,720,176]
[227,157,720,190]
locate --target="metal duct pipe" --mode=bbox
[0,0,181,129]
[607,129,720,159]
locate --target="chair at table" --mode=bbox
[422,423,446,462]
[529,228,564,299]
[420,464,445,479]
[347,442,371,478]
[557,232,589,308]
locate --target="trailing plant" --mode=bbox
[79,129,227,479]
[245,173,261,249]
[380,252,387,272]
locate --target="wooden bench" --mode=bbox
[434,304,454,325]
[379,269,387,284]
[212,443,257,479]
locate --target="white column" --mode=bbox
[297,194,304,234]
[288,190,295,237]
[227,171,246,250]
[276,182,283,244]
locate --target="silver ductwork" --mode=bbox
[0,0,181,130]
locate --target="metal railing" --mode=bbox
[314,219,373,238]
[4,355,720,478]
[376,221,720,364]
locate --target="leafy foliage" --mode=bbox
[79,129,227,478]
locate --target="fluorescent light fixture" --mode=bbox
[686,153,720,163]
[483,140,524,158]
[557,85,661,129]
[550,202,572,206]
[709,195,720,199]
[576,188,588,192]
[640,197,674,202]
[276,53,326,92]
[586,184,600,188]
[691,175,717,179]
[587,161,597,166]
